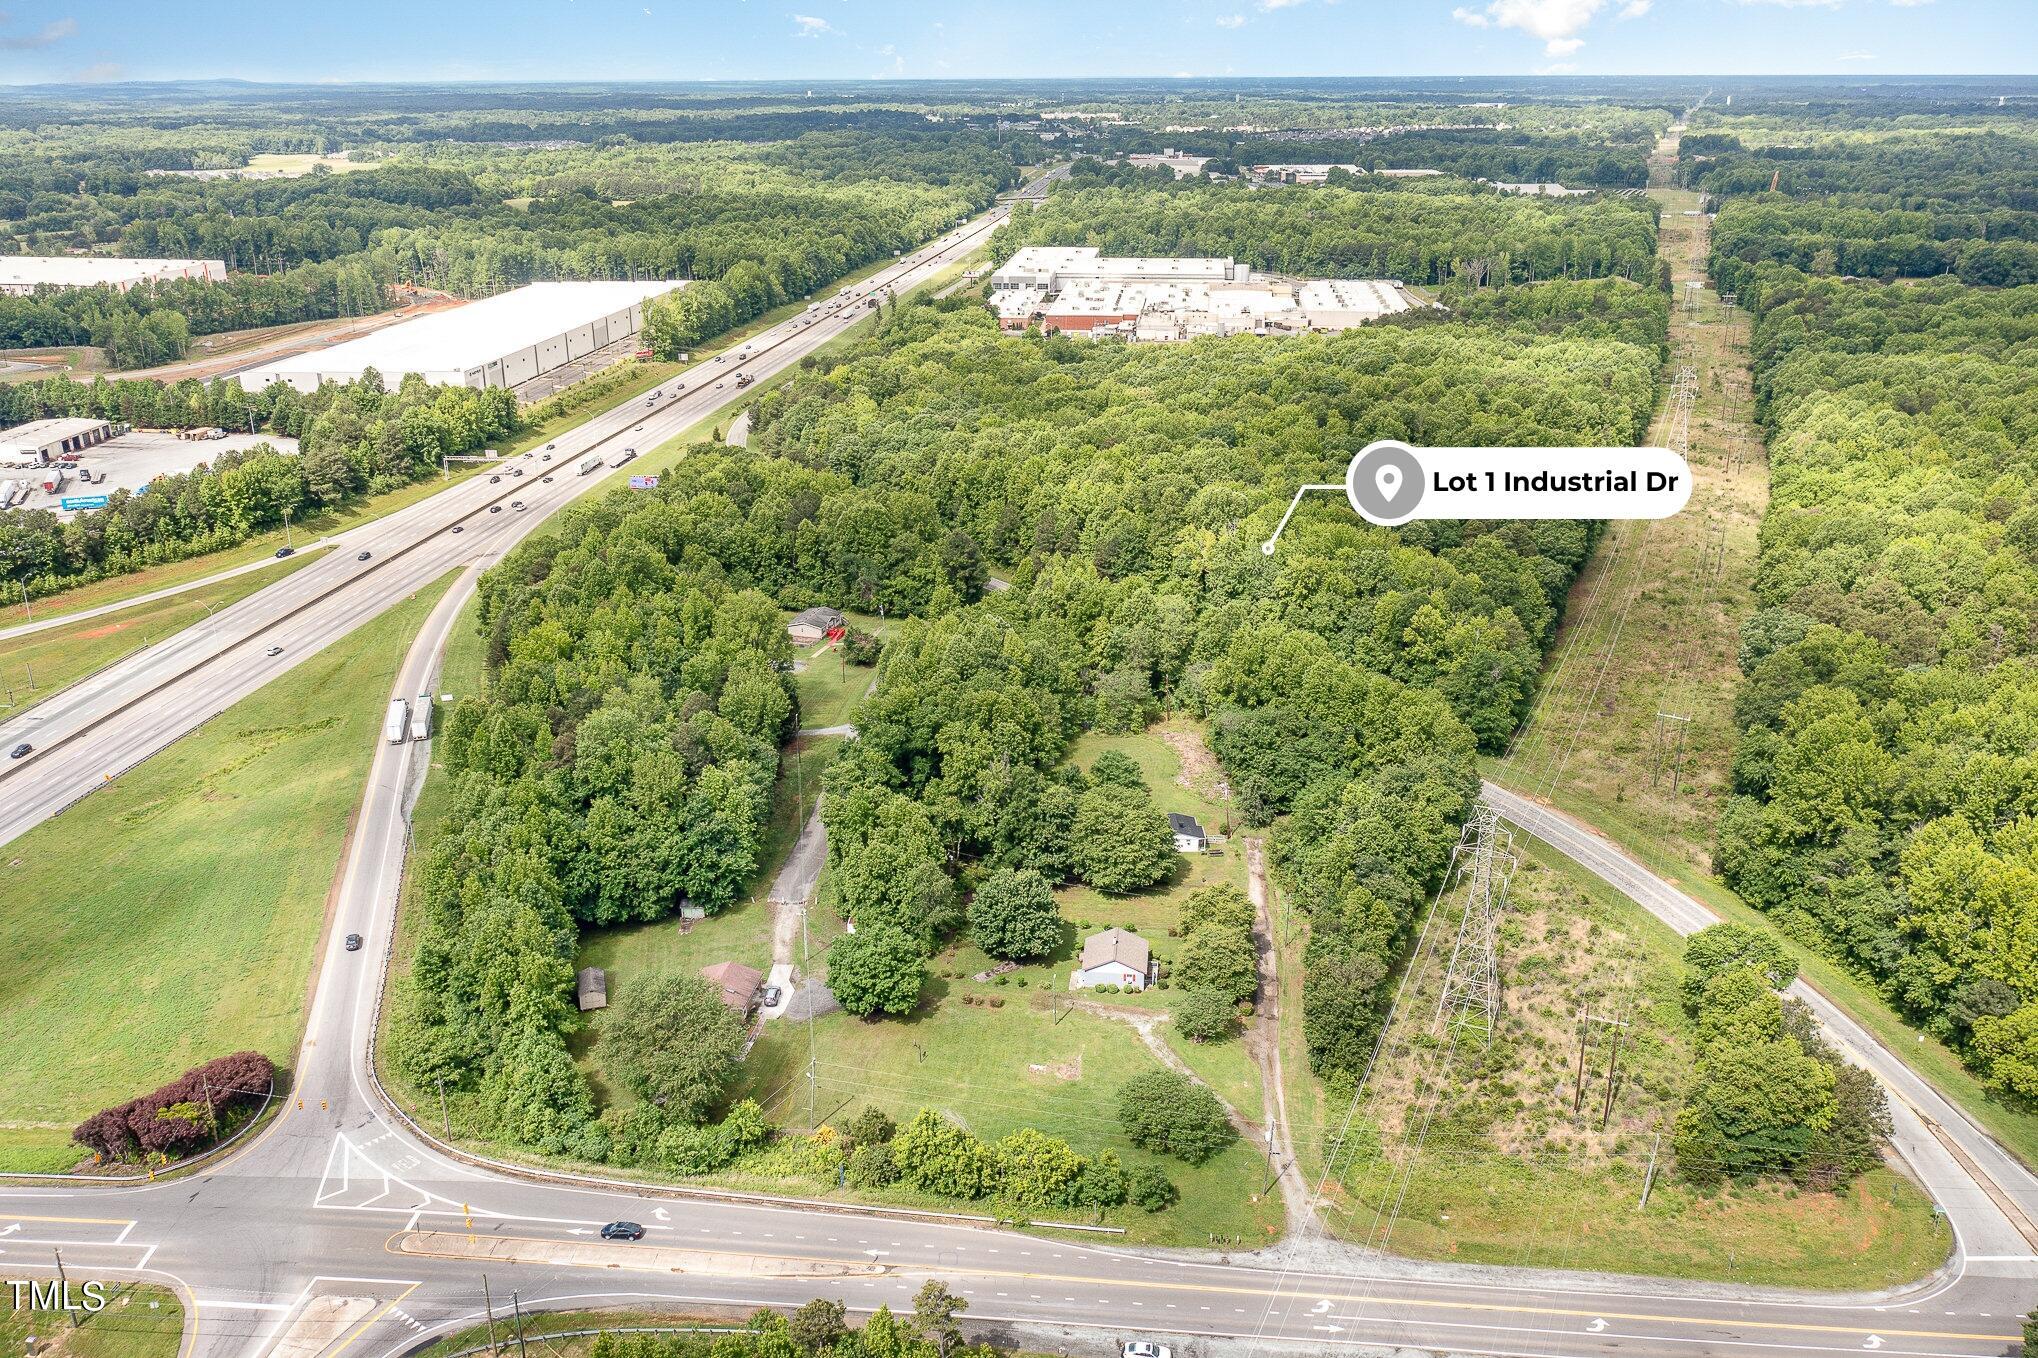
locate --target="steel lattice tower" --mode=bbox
[1432,806,1517,1047]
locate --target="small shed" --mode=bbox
[701,960,765,1016]
[787,605,846,645]
[1073,928,1151,992]
[1168,811,1209,853]
[576,966,608,1012]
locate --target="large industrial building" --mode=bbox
[987,247,1420,342]
[0,256,227,296]
[0,417,117,465]
[235,280,685,393]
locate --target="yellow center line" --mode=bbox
[0,1212,136,1225]
[322,1282,421,1358]
[386,1230,2019,1344]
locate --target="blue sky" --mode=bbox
[1,0,2028,84]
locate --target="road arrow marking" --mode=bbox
[1589,1319,1608,1332]
[1311,1301,1333,1315]
[0,1224,18,1236]
[651,1208,670,1222]
[1864,1338,1884,1350]
[1312,1325,1345,1334]
[566,1229,592,1236]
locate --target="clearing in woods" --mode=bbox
[1488,153,1767,870]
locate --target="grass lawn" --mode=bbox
[0,1283,183,1358]
[0,550,325,713]
[733,997,1285,1247]
[790,646,873,730]
[0,573,457,1172]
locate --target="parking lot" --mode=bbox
[1,429,299,519]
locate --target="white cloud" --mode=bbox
[790,13,833,36]
[0,16,76,50]
[1259,0,1308,9]
[1836,49,1877,59]
[1730,0,1844,7]
[1617,0,1652,17]
[1216,12,1247,26]
[74,60,122,82]
[1889,0,1932,6]
[1454,0,1614,55]
[1538,61,1579,74]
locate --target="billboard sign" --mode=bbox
[628,475,660,490]
[60,495,110,511]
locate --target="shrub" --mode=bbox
[1174,988,1237,1043]
[1076,1149,1128,1207]
[1129,1164,1177,1212]
[73,1051,278,1164]
[845,1140,900,1188]
[847,1106,896,1146]
[657,1122,736,1175]
[1118,1069,1235,1165]
[892,1109,996,1199]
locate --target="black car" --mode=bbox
[489,505,502,514]
[7,742,30,760]
[344,933,363,952]
[490,474,501,483]
[451,524,464,533]
[511,500,524,510]
[599,1221,645,1241]
[357,550,372,561]
[275,546,294,558]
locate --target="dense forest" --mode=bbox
[389,286,1663,1174]
[993,174,1662,289]
[1713,274,2038,1104]
[0,106,1023,364]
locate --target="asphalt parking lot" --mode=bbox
[1,429,299,519]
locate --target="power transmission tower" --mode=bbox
[1432,806,1516,1049]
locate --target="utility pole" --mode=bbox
[1639,1131,1663,1208]
[200,1071,218,1136]
[803,889,817,1131]
[510,1291,529,1358]
[1574,1010,1630,1120]
[52,1248,75,1328]
[482,1277,499,1357]
[1651,712,1692,794]
[1600,1014,1628,1130]
[282,506,293,551]
[437,1077,451,1140]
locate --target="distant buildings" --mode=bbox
[1489,181,1593,197]
[0,256,227,296]
[1246,164,1443,185]
[987,247,1421,342]
[0,417,116,466]
[1123,150,1213,178]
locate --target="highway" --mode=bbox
[1,167,2033,1358]
[0,188,1019,850]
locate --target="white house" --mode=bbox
[1072,928,1152,992]
[1168,812,1210,853]
[787,605,845,645]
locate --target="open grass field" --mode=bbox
[0,550,324,712]
[733,996,1285,1246]
[1288,837,1950,1289]
[0,1283,183,1358]
[245,152,370,176]
[0,573,456,1172]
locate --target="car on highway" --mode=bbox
[714,354,725,363]
[715,381,724,389]
[274,546,294,558]
[344,934,362,951]
[1121,1344,1171,1358]
[265,645,283,657]
[489,505,502,514]
[635,423,644,431]
[511,468,522,477]
[511,500,525,510]
[542,475,554,482]
[7,742,30,760]
[451,524,464,533]
[541,452,551,461]
[545,442,556,450]
[490,475,501,483]
[599,1222,645,1241]
[357,550,372,561]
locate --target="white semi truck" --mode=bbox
[383,698,410,745]
[409,692,433,742]
[578,455,603,476]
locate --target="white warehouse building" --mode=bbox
[0,256,227,296]
[236,280,685,394]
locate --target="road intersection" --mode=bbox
[1,174,2033,1358]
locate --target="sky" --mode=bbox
[0,0,2029,85]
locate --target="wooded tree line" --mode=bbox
[992,178,1662,288]
[389,287,1660,1170]
[1678,125,2038,209]
[0,372,515,593]
[1710,200,2038,294]
[1713,274,2038,1105]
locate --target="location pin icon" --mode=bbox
[1376,464,1402,500]
[1346,439,1425,524]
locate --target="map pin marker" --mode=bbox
[1376,464,1402,500]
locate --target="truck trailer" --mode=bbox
[409,693,433,742]
[579,455,603,476]
[383,699,410,745]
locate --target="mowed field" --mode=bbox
[0,573,455,1171]
[0,1283,184,1358]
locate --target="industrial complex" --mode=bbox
[235,279,684,393]
[0,255,227,295]
[986,246,1421,340]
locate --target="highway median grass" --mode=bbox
[0,571,457,1173]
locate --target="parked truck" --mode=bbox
[41,468,67,494]
[383,698,410,746]
[578,455,603,476]
[734,373,754,388]
[409,692,433,742]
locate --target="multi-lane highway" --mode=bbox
[2,167,2034,1358]
[0,190,1017,850]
